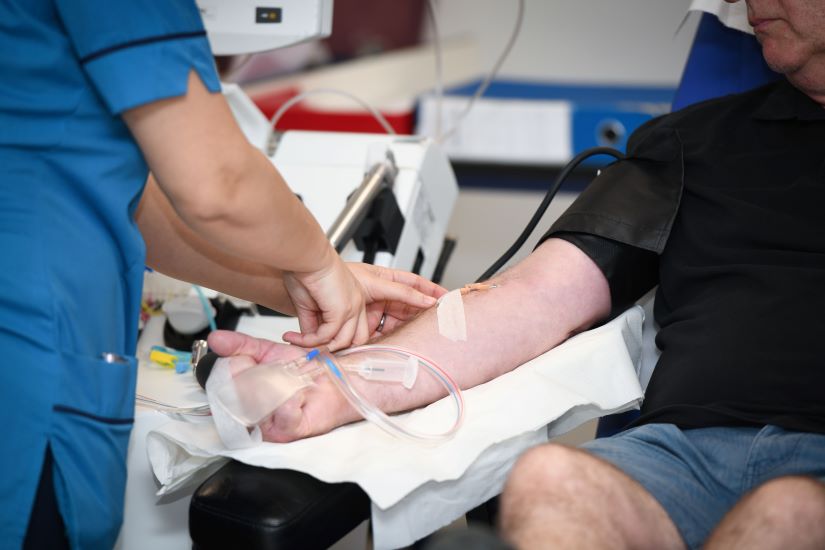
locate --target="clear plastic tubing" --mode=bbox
[311,345,465,443]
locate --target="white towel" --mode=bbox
[147,307,646,549]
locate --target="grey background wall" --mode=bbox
[426,0,699,85]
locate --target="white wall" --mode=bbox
[427,0,700,86]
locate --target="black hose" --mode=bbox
[476,146,625,282]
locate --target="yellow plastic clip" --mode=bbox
[149,347,178,369]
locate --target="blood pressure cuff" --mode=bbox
[539,117,684,313]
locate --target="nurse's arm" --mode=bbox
[122,70,333,276]
[136,175,296,314]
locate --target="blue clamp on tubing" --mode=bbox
[306,349,342,378]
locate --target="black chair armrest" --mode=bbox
[190,460,371,550]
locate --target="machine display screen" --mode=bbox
[255,7,282,23]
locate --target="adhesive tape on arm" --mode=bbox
[437,288,467,341]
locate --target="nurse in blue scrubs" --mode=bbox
[0,2,442,548]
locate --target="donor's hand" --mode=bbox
[207,330,359,442]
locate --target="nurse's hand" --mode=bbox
[350,262,447,337]
[282,258,445,351]
[206,330,357,442]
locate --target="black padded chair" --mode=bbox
[190,461,371,550]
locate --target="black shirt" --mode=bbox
[545,79,825,434]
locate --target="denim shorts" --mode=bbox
[581,423,825,549]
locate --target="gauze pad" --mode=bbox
[437,288,467,341]
[205,358,263,449]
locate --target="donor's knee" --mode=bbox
[503,444,593,503]
[748,476,825,525]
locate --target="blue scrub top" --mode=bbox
[0,1,220,547]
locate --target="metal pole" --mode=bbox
[326,151,398,252]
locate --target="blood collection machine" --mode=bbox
[200,0,458,280]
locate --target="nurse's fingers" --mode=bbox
[283,307,370,352]
[325,308,370,352]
